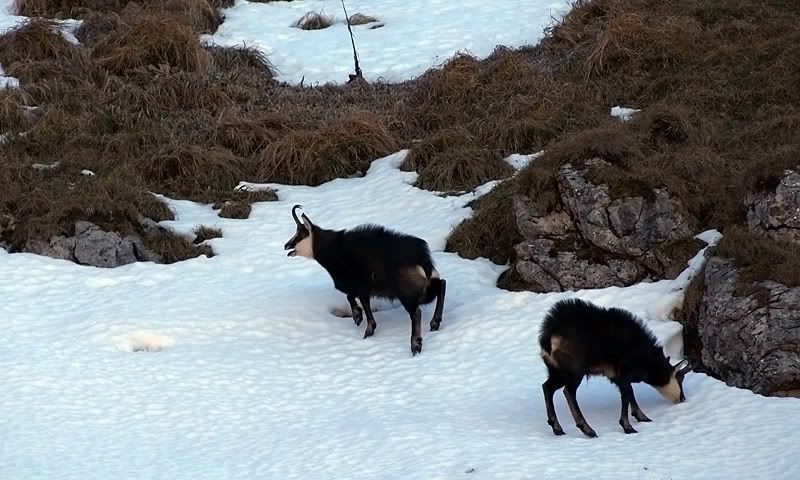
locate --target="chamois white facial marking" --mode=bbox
[293,234,314,258]
[656,375,682,403]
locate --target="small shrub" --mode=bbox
[217,201,251,219]
[92,14,210,74]
[348,13,378,25]
[293,11,334,30]
[193,225,222,243]
[256,113,395,185]
[0,18,78,67]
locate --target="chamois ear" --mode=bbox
[301,213,314,230]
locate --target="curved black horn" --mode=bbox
[291,204,303,225]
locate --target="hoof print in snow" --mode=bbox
[113,330,175,353]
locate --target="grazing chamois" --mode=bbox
[284,205,446,355]
[539,298,692,437]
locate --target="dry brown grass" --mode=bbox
[293,11,334,30]
[402,127,513,192]
[193,225,222,243]
[3,0,800,277]
[255,112,396,185]
[145,229,214,263]
[714,227,800,289]
[92,13,211,74]
[0,18,78,67]
[446,0,800,284]
[217,201,251,219]
[348,13,379,25]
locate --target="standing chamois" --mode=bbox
[284,205,446,355]
[539,298,692,437]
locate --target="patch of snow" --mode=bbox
[1,154,798,480]
[81,169,96,176]
[611,105,641,122]
[206,0,570,84]
[505,151,543,171]
[0,62,19,88]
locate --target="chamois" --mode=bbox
[539,298,692,437]
[284,205,446,355]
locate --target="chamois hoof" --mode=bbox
[550,425,565,436]
[411,337,422,356]
[363,326,375,338]
[430,317,442,331]
[578,424,597,438]
[353,311,363,327]
[620,421,638,434]
[633,413,652,423]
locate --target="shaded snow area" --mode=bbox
[206,0,569,84]
[2,152,799,480]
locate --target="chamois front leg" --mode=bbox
[430,278,446,331]
[347,294,363,326]
[359,295,377,338]
[616,382,638,434]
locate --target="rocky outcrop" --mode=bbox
[676,167,800,397]
[23,221,162,267]
[746,168,800,243]
[509,159,698,291]
[682,256,800,397]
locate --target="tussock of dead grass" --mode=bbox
[256,113,396,185]
[193,225,222,243]
[217,201,251,219]
[714,227,800,289]
[348,13,379,25]
[293,11,334,30]
[0,18,78,68]
[92,14,210,74]
[402,128,513,192]
[145,229,214,263]
[140,144,246,200]
[207,44,275,77]
[445,181,522,265]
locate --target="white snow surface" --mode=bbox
[611,106,641,122]
[1,152,799,480]
[206,0,569,84]
[0,63,18,88]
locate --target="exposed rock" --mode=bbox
[509,159,698,291]
[24,236,76,261]
[681,256,800,396]
[22,221,164,267]
[73,222,138,268]
[746,168,800,243]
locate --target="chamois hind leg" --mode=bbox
[616,381,638,434]
[563,380,597,438]
[347,294,363,326]
[404,302,423,356]
[629,388,652,423]
[542,367,566,435]
[359,295,377,339]
[429,278,446,332]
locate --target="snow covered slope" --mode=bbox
[1,153,798,480]
[206,0,569,84]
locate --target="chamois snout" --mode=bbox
[284,204,313,258]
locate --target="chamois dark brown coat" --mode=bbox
[539,298,691,437]
[284,205,446,355]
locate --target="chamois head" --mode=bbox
[284,204,314,258]
[653,357,692,403]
